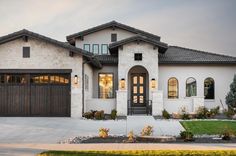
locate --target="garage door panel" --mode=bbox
[0,85,8,115]
[6,85,30,116]
[30,85,51,116]
[51,85,70,116]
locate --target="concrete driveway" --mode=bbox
[0,117,184,143]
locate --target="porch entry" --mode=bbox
[127,65,152,115]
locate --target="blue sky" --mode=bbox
[0,0,236,56]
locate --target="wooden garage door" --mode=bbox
[0,71,71,117]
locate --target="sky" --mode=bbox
[0,0,236,56]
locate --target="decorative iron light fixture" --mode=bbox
[151,78,157,89]
[120,78,126,90]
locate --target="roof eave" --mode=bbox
[109,36,168,53]
[159,61,236,65]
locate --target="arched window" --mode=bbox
[204,78,215,99]
[168,77,178,99]
[186,77,197,97]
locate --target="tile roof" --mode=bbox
[95,55,118,64]
[96,46,236,65]
[159,46,236,64]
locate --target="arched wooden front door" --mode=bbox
[131,73,146,107]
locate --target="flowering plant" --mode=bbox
[127,130,136,142]
[99,128,109,138]
[141,125,153,136]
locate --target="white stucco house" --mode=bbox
[0,21,235,118]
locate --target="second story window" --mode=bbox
[101,44,108,54]
[83,44,90,52]
[111,33,117,42]
[92,44,99,54]
[134,53,142,61]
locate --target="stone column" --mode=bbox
[152,90,164,116]
[192,96,204,112]
[116,90,128,116]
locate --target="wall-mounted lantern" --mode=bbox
[151,78,157,90]
[74,75,78,85]
[120,78,126,90]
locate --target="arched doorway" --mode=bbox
[128,65,150,114]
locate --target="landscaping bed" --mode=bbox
[61,136,236,144]
[39,150,236,156]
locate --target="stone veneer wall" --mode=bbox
[117,42,160,115]
[0,38,83,118]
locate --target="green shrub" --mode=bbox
[196,106,209,119]
[180,131,194,141]
[220,126,234,140]
[226,75,236,109]
[181,113,190,120]
[162,109,170,119]
[210,106,220,117]
[224,108,235,118]
[94,110,105,120]
[179,107,190,120]
[90,110,97,118]
[111,109,117,120]
[83,112,93,119]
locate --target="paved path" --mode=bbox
[0,117,184,144]
[0,143,236,156]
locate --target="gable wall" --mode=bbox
[75,28,135,52]
[0,38,83,117]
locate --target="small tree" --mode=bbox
[226,75,236,109]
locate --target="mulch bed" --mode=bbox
[68,136,236,144]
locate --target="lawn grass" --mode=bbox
[38,150,236,156]
[180,120,236,135]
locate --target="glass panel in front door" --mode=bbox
[132,74,145,105]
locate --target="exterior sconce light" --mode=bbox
[120,78,126,90]
[151,78,157,90]
[74,75,78,85]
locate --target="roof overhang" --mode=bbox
[109,35,168,53]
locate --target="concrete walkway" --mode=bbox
[0,117,184,144]
[0,143,236,156]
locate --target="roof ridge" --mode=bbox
[170,45,236,59]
